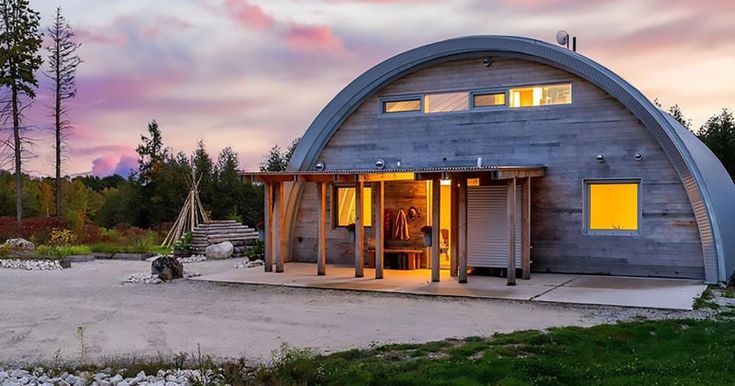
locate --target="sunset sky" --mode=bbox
[11,0,735,177]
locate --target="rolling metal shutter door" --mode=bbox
[467,185,521,268]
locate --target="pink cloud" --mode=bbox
[222,0,274,30]
[76,27,128,46]
[91,155,138,177]
[284,24,344,53]
[143,16,192,39]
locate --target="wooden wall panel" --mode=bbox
[291,57,704,279]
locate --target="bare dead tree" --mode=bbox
[45,6,80,223]
[0,0,43,225]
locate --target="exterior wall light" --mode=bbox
[595,154,605,162]
[375,159,385,169]
[315,161,325,171]
[482,57,493,67]
[634,153,643,161]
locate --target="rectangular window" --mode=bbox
[383,99,421,113]
[586,180,640,235]
[335,186,372,227]
[424,92,468,113]
[509,84,572,108]
[473,92,506,108]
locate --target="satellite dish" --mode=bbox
[556,30,569,46]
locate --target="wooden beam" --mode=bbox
[317,182,327,276]
[450,178,459,277]
[359,172,415,182]
[264,182,273,272]
[457,177,468,284]
[507,178,517,286]
[374,181,384,279]
[431,179,441,282]
[275,182,286,273]
[521,177,531,280]
[354,181,365,278]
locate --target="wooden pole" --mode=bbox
[431,178,441,282]
[450,177,459,277]
[354,181,365,278]
[507,178,517,286]
[374,181,385,279]
[264,182,273,272]
[457,177,468,284]
[317,182,327,276]
[521,177,531,280]
[276,182,286,273]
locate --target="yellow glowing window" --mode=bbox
[509,84,572,108]
[336,187,372,227]
[424,92,468,113]
[473,92,506,107]
[587,182,639,233]
[383,99,421,113]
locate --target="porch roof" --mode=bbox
[240,165,546,183]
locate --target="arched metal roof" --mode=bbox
[285,35,735,284]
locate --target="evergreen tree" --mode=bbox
[667,104,692,130]
[697,109,735,178]
[0,0,43,224]
[136,120,167,184]
[45,6,81,223]
[193,139,215,213]
[260,145,286,172]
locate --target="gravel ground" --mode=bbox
[0,259,713,366]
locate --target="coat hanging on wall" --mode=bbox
[392,209,410,240]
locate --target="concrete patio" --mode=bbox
[192,262,707,310]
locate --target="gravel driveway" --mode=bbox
[0,259,705,365]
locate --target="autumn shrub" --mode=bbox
[0,216,65,244]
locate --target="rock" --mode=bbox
[235,258,264,269]
[4,238,34,251]
[117,381,129,386]
[109,374,123,384]
[150,256,183,281]
[205,241,234,259]
[65,375,80,385]
[135,371,146,382]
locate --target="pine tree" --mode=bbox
[0,0,43,224]
[46,6,81,224]
[698,109,735,178]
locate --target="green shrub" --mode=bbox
[173,231,192,255]
[35,244,91,258]
[246,240,265,261]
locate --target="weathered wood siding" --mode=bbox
[291,57,704,279]
[292,181,427,265]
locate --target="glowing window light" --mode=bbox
[509,84,572,108]
[587,182,639,232]
[336,187,372,227]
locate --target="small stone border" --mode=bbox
[0,259,63,271]
[0,368,212,386]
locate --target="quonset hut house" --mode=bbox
[242,35,735,286]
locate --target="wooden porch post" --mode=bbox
[457,177,468,284]
[275,182,286,273]
[507,178,517,286]
[450,177,459,277]
[354,181,365,278]
[264,182,273,272]
[431,178,441,282]
[374,181,384,279]
[317,182,327,276]
[521,177,531,280]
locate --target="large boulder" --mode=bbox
[4,238,35,251]
[150,255,183,281]
[205,241,234,259]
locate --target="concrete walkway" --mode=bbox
[193,263,707,310]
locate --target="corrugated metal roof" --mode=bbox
[241,165,546,176]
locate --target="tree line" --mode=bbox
[0,120,285,230]
[1,1,80,225]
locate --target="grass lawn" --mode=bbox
[258,318,735,385]
[39,317,734,386]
